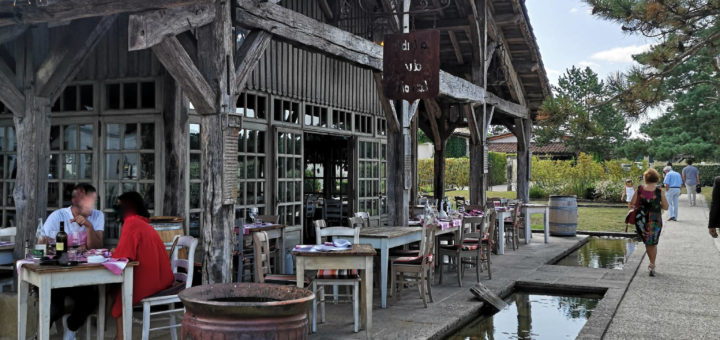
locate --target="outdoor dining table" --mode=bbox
[524,203,550,244]
[293,244,375,338]
[237,223,287,281]
[358,226,422,309]
[17,261,138,340]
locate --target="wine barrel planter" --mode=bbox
[549,195,578,236]
[179,283,314,340]
[149,217,184,254]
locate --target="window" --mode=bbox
[377,118,387,136]
[304,104,328,128]
[236,92,267,119]
[103,122,156,240]
[358,140,387,216]
[188,123,202,237]
[332,109,351,131]
[105,81,156,111]
[275,131,303,227]
[236,128,267,221]
[47,124,95,212]
[354,113,373,134]
[52,84,94,112]
[0,126,16,227]
[273,98,300,124]
[303,162,323,194]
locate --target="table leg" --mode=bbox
[379,240,388,309]
[276,234,285,274]
[281,231,286,274]
[98,284,106,339]
[544,208,550,243]
[525,209,531,244]
[17,277,28,340]
[497,214,505,255]
[295,257,304,288]
[122,267,134,340]
[38,276,51,340]
[362,256,373,339]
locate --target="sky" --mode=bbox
[524,0,654,86]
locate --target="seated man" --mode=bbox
[41,183,104,340]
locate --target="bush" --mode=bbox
[653,164,720,186]
[488,152,508,186]
[594,180,625,202]
[417,157,470,191]
[529,185,548,199]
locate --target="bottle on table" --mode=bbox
[55,221,68,257]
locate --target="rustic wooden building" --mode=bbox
[0,0,548,284]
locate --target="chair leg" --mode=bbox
[456,254,462,287]
[169,303,178,340]
[419,270,428,308]
[487,249,492,280]
[312,281,318,333]
[439,256,444,284]
[426,268,434,303]
[320,285,326,324]
[389,265,396,299]
[476,255,480,282]
[142,302,150,340]
[333,285,339,303]
[353,281,360,333]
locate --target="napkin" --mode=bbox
[332,239,352,248]
[102,258,129,275]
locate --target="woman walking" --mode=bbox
[709,176,720,238]
[630,168,669,276]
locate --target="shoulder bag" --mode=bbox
[625,185,643,231]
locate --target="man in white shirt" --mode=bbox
[41,183,104,340]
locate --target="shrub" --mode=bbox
[417,157,471,191]
[529,185,548,199]
[653,164,720,186]
[594,180,625,202]
[488,152,508,186]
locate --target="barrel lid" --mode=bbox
[549,195,577,198]
[150,216,183,223]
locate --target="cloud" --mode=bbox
[578,60,599,68]
[545,68,562,85]
[590,44,652,63]
[569,7,579,14]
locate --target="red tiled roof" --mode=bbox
[488,142,569,154]
[487,133,515,141]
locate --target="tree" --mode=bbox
[536,66,629,160]
[586,0,720,116]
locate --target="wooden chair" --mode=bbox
[323,199,344,226]
[347,216,365,229]
[504,202,524,251]
[235,229,254,282]
[390,221,436,307]
[353,212,370,229]
[253,231,304,285]
[454,196,467,210]
[438,216,487,287]
[480,208,496,279]
[312,220,361,333]
[0,227,16,292]
[135,235,198,340]
[254,215,282,270]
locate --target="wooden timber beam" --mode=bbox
[423,99,442,150]
[36,15,117,101]
[373,72,400,133]
[0,24,28,45]
[235,0,528,119]
[514,61,539,73]
[128,3,216,51]
[0,56,24,114]
[414,18,470,32]
[235,30,272,92]
[484,105,495,139]
[0,0,212,27]
[318,0,335,21]
[379,0,400,32]
[463,104,481,145]
[152,36,216,113]
[494,13,522,26]
[486,12,526,106]
[485,42,497,74]
[484,90,527,118]
[447,31,464,64]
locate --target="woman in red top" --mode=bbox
[110,192,174,340]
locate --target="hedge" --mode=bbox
[418,152,507,191]
[653,164,720,187]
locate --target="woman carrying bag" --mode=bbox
[628,169,669,277]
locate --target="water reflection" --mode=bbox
[448,293,600,340]
[555,237,638,269]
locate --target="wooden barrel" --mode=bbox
[150,217,184,254]
[549,196,578,236]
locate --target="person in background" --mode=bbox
[709,177,720,238]
[42,183,104,340]
[630,168,669,276]
[663,166,683,221]
[621,179,635,210]
[682,159,701,206]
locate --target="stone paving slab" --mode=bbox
[604,194,720,340]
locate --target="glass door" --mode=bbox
[273,128,303,229]
[356,138,387,217]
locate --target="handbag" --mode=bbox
[696,184,702,193]
[625,186,643,231]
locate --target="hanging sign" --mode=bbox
[382,29,440,101]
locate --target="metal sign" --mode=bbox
[382,29,440,101]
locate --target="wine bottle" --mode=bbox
[56,221,68,257]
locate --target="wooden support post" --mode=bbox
[387,107,408,226]
[468,108,486,205]
[433,139,447,208]
[162,74,189,218]
[12,29,51,261]
[410,114,418,207]
[197,0,237,284]
[514,118,532,202]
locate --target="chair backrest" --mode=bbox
[324,199,343,220]
[170,235,198,288]
[315,224,360,244]
[252,231,272,282]
[256,215,279,224]
[347,216,365,229]
[454,196,466,208]
[305,195,318,216]
[0,227,16,242]
[354,212,370,228]
[420,220,436,260]
[484,208,497,240]
[409,206,425,219]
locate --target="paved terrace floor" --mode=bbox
[605,194,720,340]
[312,229,644,340]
